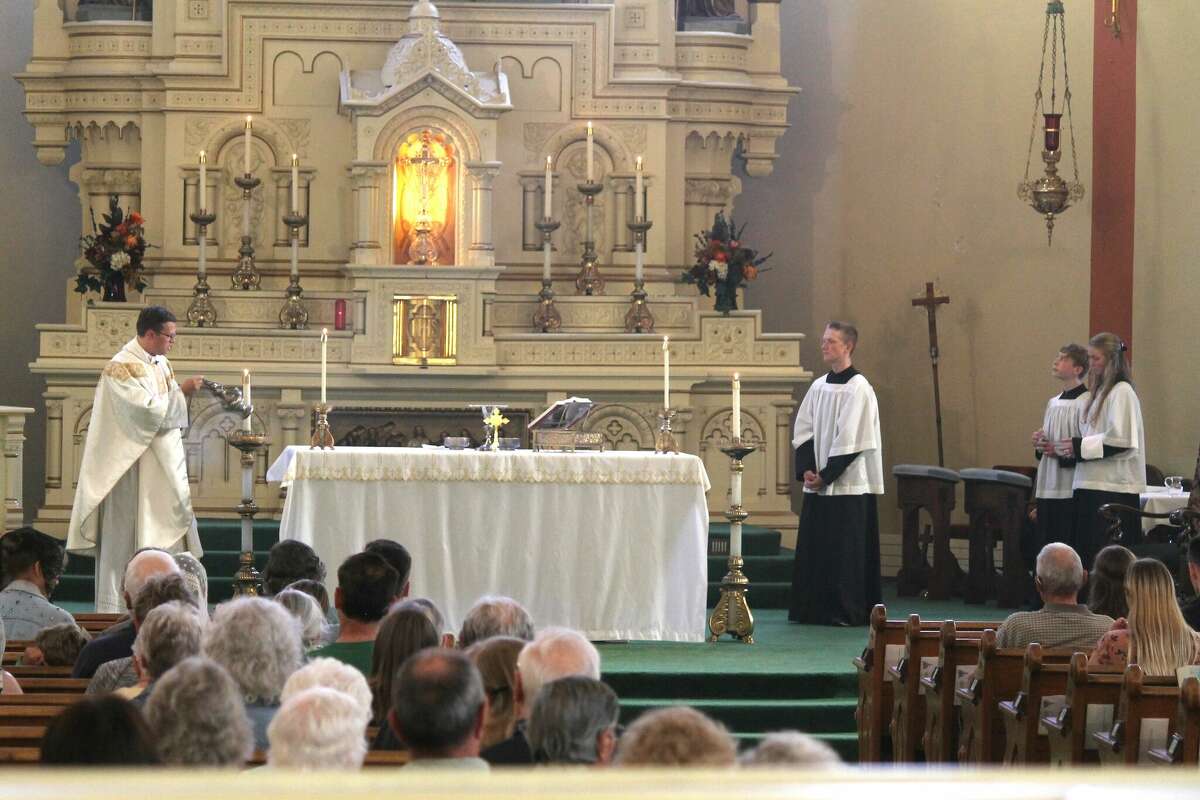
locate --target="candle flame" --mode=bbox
[587,121,593,136]
[243,369,249,379]
[292,153,299,165]
[636,156,643,171]
[198,150,206,162]
[662,335,669,350]
[546,155,552,167]
[245,116,252,127]
[734,372,739,382]
[321,328,329,341]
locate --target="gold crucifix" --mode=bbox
[485,407,510,450]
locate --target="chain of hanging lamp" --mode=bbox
[1018,1,1085,245]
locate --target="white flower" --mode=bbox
[715,262,728,280]
[110,251,131,270]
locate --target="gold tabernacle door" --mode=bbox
[392,294,458,366]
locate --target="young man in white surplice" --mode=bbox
[1031,344,1091,551]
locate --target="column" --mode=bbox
[773,401,794,495]
[610,176,633,252]
[44,396,64,491]
[466,161,502,267]
[348,161,389,265]
[518,174,542,251]
[0,406,34,530]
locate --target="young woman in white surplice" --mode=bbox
[67,307,205,613]
[788,322,884,627]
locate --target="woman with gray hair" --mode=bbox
[203,597,304,750]
[527,676,619,765]
[267,687,369,770]
[274,588,328,650]
[145,656,253,766]
[173,552,209,620]
[124,600,204,703]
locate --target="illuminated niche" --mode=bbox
[392,129,456,265]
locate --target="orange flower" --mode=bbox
[128,212,143,225]
[125,236,138,249]
[743,265,758,280]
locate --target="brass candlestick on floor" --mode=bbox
[709,440,758,643]
[225,429,268,596]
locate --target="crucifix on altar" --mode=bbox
[912,282,951,466]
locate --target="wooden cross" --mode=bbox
[912,282,951,466]
[485,407,510,450]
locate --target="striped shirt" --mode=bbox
[995,603,1114,651]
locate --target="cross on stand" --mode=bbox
[485,407,510,451]
[912,282,950,467]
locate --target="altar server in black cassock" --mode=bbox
[1058,332,1145,570]
[1030,344,1091,557]
[788,322,884,627]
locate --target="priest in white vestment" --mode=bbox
[788,321,884,627]
[67,306,205,613]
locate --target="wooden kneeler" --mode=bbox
[893,465,962,600]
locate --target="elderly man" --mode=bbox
[145,656,253,767]
[387,648,489,770]
[0,527,75,640]
[482,626,601,765]
[995,542,1114,650]
[527,676,619,765]
[203,597,304,749]
[72,548,180,678]
[458,595,535,648]
[268,687,369,770]
[309,552,398,675]
[615,706,737,767]
[124,600,203,704]
[87,572,197,695]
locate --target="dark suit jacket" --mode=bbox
[481,722,532,765]
[72,618,135,679]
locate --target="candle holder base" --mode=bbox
[623,281,655,333]
[186,276,218,328]
[655,408,678,454]
[575,243,605,296]
[311,403,335,450]
[232,550,263,598]
[708,552,755,644]
[224,429,268,598]
[233,174,262,290]
[532,281,562,333]
[279,281,309,329]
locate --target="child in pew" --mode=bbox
[1030,344,1090,553]
[1089,559,1200,674]
[20,622,92,666]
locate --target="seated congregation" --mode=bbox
[1,527,841,770]
[859,537,1200,766]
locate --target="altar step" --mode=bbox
[56,519,796,609]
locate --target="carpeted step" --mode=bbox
[603,671,857,701]
[707,523,781,557]
[195,519,281,551]
[619,697,857,735]
[707,552,793,584]
[706,581,791,610]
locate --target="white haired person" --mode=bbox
[274,588,328,650]
[1057,332,1146,569]
[203,597,304,750]
[145,656,253,767]
[268,687,369,770]
[458,595,534,648]
[482,626,601,765]
[739,731,843,768]
[280,657,373,727]
[122,600,204,704]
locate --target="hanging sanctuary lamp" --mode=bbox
[1018,1,1085,245]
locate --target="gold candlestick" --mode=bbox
[279,211,310,329]
[187,210,218,327]
[310,402,334,449]
[226,429,269,597]
[532,217,562,332]
[624,218,655,333]
[232,173,262,290]
[655,407,678,454]
[574,181,605,295]
[708,441,758,644]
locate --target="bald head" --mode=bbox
[516,627,600,718]
[1035,543,1085,600]
[122,549,181,611]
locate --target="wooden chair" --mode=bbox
[1093,664,1179,766]
[960,468,1033,607]
[1148,676,1200,765]
[999,643,1070,764]
[1042,653,1124,766]
[893,465,962,600]
[921,620,986,763]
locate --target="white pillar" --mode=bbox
[348,161,389,265]
[466,161,502,267]
[0,406,35,530]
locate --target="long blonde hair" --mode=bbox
[1126,559,1199,676]
[1083,332,1133,424]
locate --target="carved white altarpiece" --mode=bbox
[19,1,807,537]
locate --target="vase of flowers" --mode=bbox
[75,195,150,301]
[682,212,771,315]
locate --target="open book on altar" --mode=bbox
[528,397,594,431]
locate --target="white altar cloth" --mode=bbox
[267,446,711,642]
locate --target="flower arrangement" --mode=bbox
[75,195,151,300]
[682,212,771,313]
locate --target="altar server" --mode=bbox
[1058,332,1146,570]
[788,322,884,627]
[1031,344,1091,548]
[67,306,205,613]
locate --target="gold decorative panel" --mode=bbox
[392,295,458,366]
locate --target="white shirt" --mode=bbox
[1072,381,1146,494]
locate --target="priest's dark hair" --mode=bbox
[0,526,67,589]
[825,320,858,353]
[337,551,399,623]
[263,539,326,596]
[364,538,413,590]
[136,305,177,336]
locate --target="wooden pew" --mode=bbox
[1042,653,1124,766]
[0,706,64,729]
[921,621,985,763]
[244,749,411,768]
[1148,676,1200,765]
[0,726,45,748]
[4,666,73,679]
[855,604,992,763]
[999,643,1070,764]
[10,678,89,695]
[0,694,83,707]
[0,747,39,764]
[1093,664,1179,766]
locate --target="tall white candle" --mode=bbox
[542,236,552,283]
[243,116,252,174]
[544,155,553,218]
[291,153,299,212]
[586,121,594,183]
[635,156,644,220]
[662,335,670,409]
[241,369,252,432]
[320,328,328,404]
[198,151,207,211]
[732,372,742,439]
[635,236,644,284]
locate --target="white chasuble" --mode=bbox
[67,339,201,612]
[792,373,884,496]
[1073,381,1146,494]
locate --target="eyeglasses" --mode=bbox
[156,330,178,342]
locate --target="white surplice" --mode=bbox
[791,372,885,496]
[67,338,202,612]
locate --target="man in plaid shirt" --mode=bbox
[995,543,1113,651]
